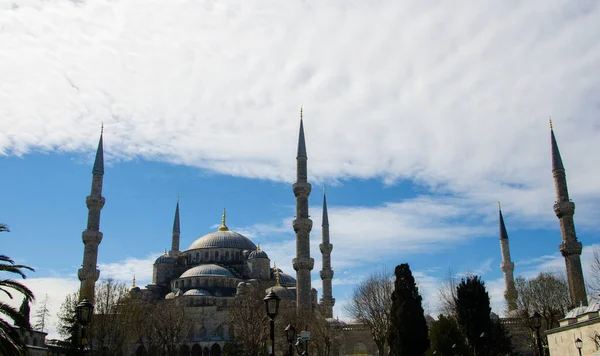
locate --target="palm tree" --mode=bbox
[1,223,35,355]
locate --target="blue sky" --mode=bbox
[1,0,600,339]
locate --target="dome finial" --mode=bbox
[257,244,261,251]
[218,208,229,231]
[274,262,281,287]
[132,275,136,288]
[164,248,167,256]
[498,201,501,210]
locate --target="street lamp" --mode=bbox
[575,338,583,356]
[76,298,94,355]
[531,311,543,356]
[285,324,296,356]
[264,291,280,356]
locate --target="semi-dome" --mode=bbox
[278,272,296,286]
[180,264,235,278]
[187,230,257,250]
[155,254,174,264]
[183,289,212,296]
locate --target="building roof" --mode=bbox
[155,254,175,264]
[248,249,269,259]
[180,264,235,278]
[186,230,257,251]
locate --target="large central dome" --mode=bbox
[187,230,257,250]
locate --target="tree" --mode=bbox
[88,278,131,355]
[387,263,429,356]
[151,298,194,356]
[345,269,394,356]
[437,269,459,320]
[15,299,31,330]
[427,314,469,356]
[513,272,570,353]
[34,293,50,332]
[227,282,269,356]
[1,223,35,355]
[56,291,80,353]
[455,276,492,356]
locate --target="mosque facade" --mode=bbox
[77,114,378,356]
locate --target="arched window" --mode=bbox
[187,279,191,286]
[214,251,219,259]
[175,281,179,288]
[195,253,199,262]
[179,345,190,356]
[205,251,209,259]
[32,338,37,346]
[203,347,210,356]
[225,251,229,259]
[192,344,202,356]
[135,345,147,356]
[235,251,239,260]
[24,337,29,345]
[353,343,368,355]
[199,327,207,337]
[215,325,224,338]
[196,279,200,286]
[210,344,221,356]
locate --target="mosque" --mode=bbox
[76,112,377,355]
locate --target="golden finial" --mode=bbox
[257,244,261,251]
[101,122,104,134]
[549,116,553,129]
[132,275,136,288]
[300,107,303,120]
[218,208,229,231]
[498,201,501,210]
[164,248,167,256]
[274,262,281,287]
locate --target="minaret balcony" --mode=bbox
[559,241,582,257]
[319,243,333,254]
[293,218,313,233]
[86,196,106,210]
[553,201,575,218]
[78,268,100,282]
[320,270,334,279]
[293,257,314,271]
[293,182,312,197]
[500,261,514,272]
[82,230,103,244]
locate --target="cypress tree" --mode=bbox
[16,298,31,330]
[455,276,492,356]
[388,263,430,356]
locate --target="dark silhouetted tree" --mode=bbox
[387,263,429,356]
[455,276,492,356]
[428,314,468,356]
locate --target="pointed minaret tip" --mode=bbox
[172,197,181,233]
[498,201,501,210]
[218,208,229,231]
[322,188,329,227]
[92,125,104,175]
[549,116,553,129]
[499,205,509,240]
[550,120,565,171]
[297,108,307,158]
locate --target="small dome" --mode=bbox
[266,286,295,300]
[155,254,175,264]
[180,264,234,278]
[165,292,177,299]
[249,249,269,259]
[187,230,257,251]
[183,289,212,296]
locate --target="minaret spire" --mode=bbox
[293,108,314,312]
[78,126,106,303]
[169,196,181,256]
[320,188,335,317]
[218,208,229,231]
[551,123,587,306]
[498,202,517,312]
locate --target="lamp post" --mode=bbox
[285,324,296,356]
[531,311,543,356]
[76,298,94,356]
[575,338,583,356]
[264,291,280,356]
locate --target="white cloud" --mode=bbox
[1,0,600,226]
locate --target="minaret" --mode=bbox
[550,121,587,306]
[292,108,314,312]
[498,202,517,312]
[319,189,335,318]
[78,126,105,303]
[169,197,180,257]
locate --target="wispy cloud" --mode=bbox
[1,0,599,226]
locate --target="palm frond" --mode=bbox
[0,223,9,232]
[0,280,34,302]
